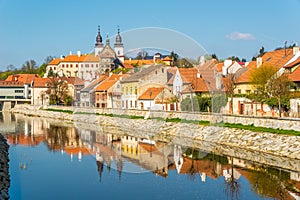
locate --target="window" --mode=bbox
[135,87,137,95]
[76,64,78,68]
[96,64,99,68]
[155,71,157,75]
[66,64,69,68]
[91,64,94,68]
[54,67,56,70]
[81,64,83,68]
[238,89,241,94]
[70,64,73,68]
[246,90,251,94]
[162,68,164,73]
[15,90,23,93]
[62,64,65,68]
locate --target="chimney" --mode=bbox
[293,47,300,55]
[77,51,81,57]
[199,55,205,66]
[69,51,72,55]
[256,57,262,68]
[197,70,201,78]
[224,60,233,68]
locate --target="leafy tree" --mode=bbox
[177,58,193,68]
[258,46,265,57]
[225,73,237,114]
[266,73,290,117]
[170,51,179,66]
[21,60,37,73]
[211,54,218,61]
[250,64,290,117]
[136,50,148,60]
[227,56,240,62]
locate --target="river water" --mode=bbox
[1,112,300,200]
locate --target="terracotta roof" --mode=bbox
[193,78,209,92]
[95,79,118,91]
[285,57,300,68]
[48,58,62,65]
[5,134,45,146]
[236,49,294,84]
[32,78,51,88]
[139,87,164,100]
[81,75,108,92]
[123,63,134,69]
[235,61,257,83]
[124,59,155,66]
[178,68,198,83]
[216,63,224,72]
[287,66,300,82]
[5,74,40,84]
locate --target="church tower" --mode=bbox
[114,26,124,63]
[94,25,104,56]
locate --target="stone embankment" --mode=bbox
[11,105,300,161]
[0,134,10,200]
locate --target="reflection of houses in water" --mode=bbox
[121,135,171,178]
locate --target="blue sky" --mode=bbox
[0,0,299,71]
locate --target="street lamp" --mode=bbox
[254,89,258,116]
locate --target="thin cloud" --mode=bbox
[226,32,255,41]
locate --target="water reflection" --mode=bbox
[1,112,300,199]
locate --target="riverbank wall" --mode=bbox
[0,134,10,200]
[10,105,300,163]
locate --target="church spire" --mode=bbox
[115,25,122,45]
[95,25,103,46]
[106,33,110,45]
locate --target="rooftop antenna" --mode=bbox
[284,41,287,56]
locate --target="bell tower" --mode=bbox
[94,25,104,56]
[114,26,124,63]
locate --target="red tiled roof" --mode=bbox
[139,87,164,100]
[193,78,209,92]
[95,79,118,91]
[5,74,40,84]
[285,57,300,68]
[123,63,134,69]
[287,66,300,82]
[236,49,294,84]
[48,58,62,65]
[235,61,257,83]
[32,78,51,88]
[178,68,198,83]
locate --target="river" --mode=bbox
[1,112,300,200]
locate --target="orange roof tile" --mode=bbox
[216,63,224,72]
[95,79,118,91]
[236,49,294,84]
[285,57,300,68]
[287,66,300,82]
[32,77,51,88]
[235,61,257,83]
[124,59,155,65]
[5,74,40,84]
[193,78,209,92]
[123,63,134,69]
[178,68,198,83]
[48,58,62,65]
[139,87,164,100]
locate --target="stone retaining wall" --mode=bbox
[0,134,10,200]
[10,104,300,162]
